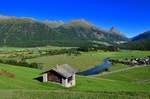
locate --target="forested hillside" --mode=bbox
[0,16,128,47]
[120,31,150,50]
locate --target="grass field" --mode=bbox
[1,63,150,91]
[101,66,150,83]
[0,63,150,98]
[27,50,150,71]
[1,90,150,99]
[0,46,75,61]
[0,46,74,52]
[0,50,150,98]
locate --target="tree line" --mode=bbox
[0,59,43,69]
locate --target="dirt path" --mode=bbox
[90,65,149,77]
[134,79,150,84]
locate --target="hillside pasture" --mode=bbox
[101,65,150,84]
[0,62,150,98]
[0,64,150,91]
[1,90,150,99]
[27,50,150,71]
[0,50,150,98]
[0,63,149,92]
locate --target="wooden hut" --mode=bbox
[42,64,78,87]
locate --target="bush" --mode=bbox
[0,59,42,69]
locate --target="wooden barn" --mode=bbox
[42,64,78,87]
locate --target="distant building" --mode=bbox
[42,64,78,87]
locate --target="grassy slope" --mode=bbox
[101,66,150,83]
[27,50,150,71]
[0,63,62,90]
[0,64,150,98]
[0,64,150,91]
[0,50,150,98]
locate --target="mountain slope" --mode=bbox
[120,31,150,50]
[0,17,55,46]
[0,16,128,47]
[52,19,128,46]
[132,31,150,41]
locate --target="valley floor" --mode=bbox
[0,50,150,99]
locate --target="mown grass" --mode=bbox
[27,50,150,70]
[0,50,150,98]
[0,63,63,90]
[101,66,150,83]
[0,90,150,99]
[109,63,129,71]
[28,52,102,71]
[1,63,150,92]
[0,66,149,99]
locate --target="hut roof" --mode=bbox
[42,64,78,78]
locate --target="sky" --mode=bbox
[0,0,150,37]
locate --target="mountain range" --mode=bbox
[0,16,149,49]
[132,31,150,41]
[0,16,128,47]
[120,31,150,50]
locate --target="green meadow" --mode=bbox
[0,46,74,52]
[0,63,150,99]
[27,50,150,70]
[0,49,150,98]
[101,66,150,83]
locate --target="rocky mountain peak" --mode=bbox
[109,26,125,36]
[68,19,94,28]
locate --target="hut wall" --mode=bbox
[43,73,48,82]
[62,78,68,87]
[47,71,62,83]
[72,74,76,86]
[62,74,76,87]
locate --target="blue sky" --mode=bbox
[0,0,150,37]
